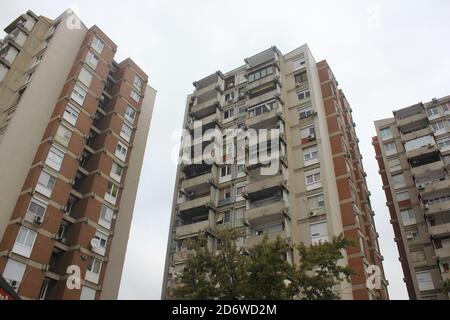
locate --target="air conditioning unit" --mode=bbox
[243,219,250,226]
[309,211,318,217]
[406,234,414,240]
[427,143,434,148]
[60,237,67,244]
[307,134,316,141]
[423,203,430,210]
[34,215,43,225]
[9,280,17,289]
[418,184,425,190]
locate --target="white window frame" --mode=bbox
[105,182,119,205]
[55,124,72,147]
[26,197,47,222]
[395,190,410,202]
[85,51,99,70]
[384,141,397,156]
[78,67,93,88]
[300,125,315,139]
[310,220,329,245]
[125,105,137,124]
[45,145,65,171]
[71,83,88,106]
[292,57,306,71]
[380,127,393,141]
[85,258,102,284]
[130,89,141,103]
[63,103,80,126]
[2,259,26,291]
[36,170,56,198]
[92,230,108,256]
[416,271,435,291]
[303,145,319,165]
[13,227,37,258]
[297,89,310,101]
[392,173,406,189]
[115,142,128,162]
[80,286,96,300]
[305,169,321,191]
[120,123,133,142]
[110,162,123,183]
[400,208,416,226]
[91,36,104,54]
[133,75,144,93]
[99,205,114,229]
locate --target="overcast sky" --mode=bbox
[2,0,450,300]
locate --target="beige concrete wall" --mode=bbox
[0,13,87,241]
[100,85,156,300]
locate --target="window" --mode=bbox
[63,104,80,126]
[27,197,47,219]
[125,105,137,124]
[223,108,234,120]
[248,99,277,118]
[25,71,34,83]
[120,123,133,142]
[310,221,329,244]
[99,205,114,229]
[225,91,235,102]
[219,187,231,205]
[133,75,144,92]
[383,141,397,156]
[426,107,439,118]
[46,145,65,171]
[110,162,123,182]
[442,103,450,114]
[404,135,435,151]
[292,57,306,71]
[392,173,406,189]
[395,190,410,202]
[80,286,96,300]
[308,193,325,215]
[78,68,93,88]
[236,183,245,200]
[105,182,119,205]
[36,171,56,197]
[220,165,232,183]
[305,170,321,185]
[115,142,128,161]
[294,70,308,83]
[71,83,87,106]
[247,65,274,83]
[388,158,401,172]
[400,209,416,226]
[13,227,37,258]
[416,271,434,291]
[437,138,450,150]
[92,230,108,256]
[86,257,102,284]
[303,145,318,164]
[300,125,316,139]
[91,36,104,54]
[237,164,246,177]
[55,125,72,147]
[130,89,140,103]
[431,120,445,133]
[297,89,310,101]
[380,127,393,140]
[299,106,314,119]
[85,51,99,70]
[2,259,26,290]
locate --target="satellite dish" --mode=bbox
[90,238,100,248]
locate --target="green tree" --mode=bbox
[171,230,355,300]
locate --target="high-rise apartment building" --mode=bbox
[0,10,156,299]
[374,96,450,300]
[162,45,388,300]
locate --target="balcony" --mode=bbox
[190,89,222,118]
[246,175,286,195]
[246,107,283,130]
[176,220,210,238]
[246,201,289,224]
[405,143,439,160]
[411,160,445,179]
[401,127,432,143]
[182,170,216,192]
[435,247,450,259]
[173,250,194,264]
[424,202,450,215]
[245,230,288,248]
[420,179,450,197]
[178,195,215,213]
[246,71,279,92]
[429,223,450,237]
[187,112,220,132]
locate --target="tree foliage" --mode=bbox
[170,230,355,300]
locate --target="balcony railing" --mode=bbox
[178,195,215,212]
[176,220,210,238]
[246,200,288,223]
